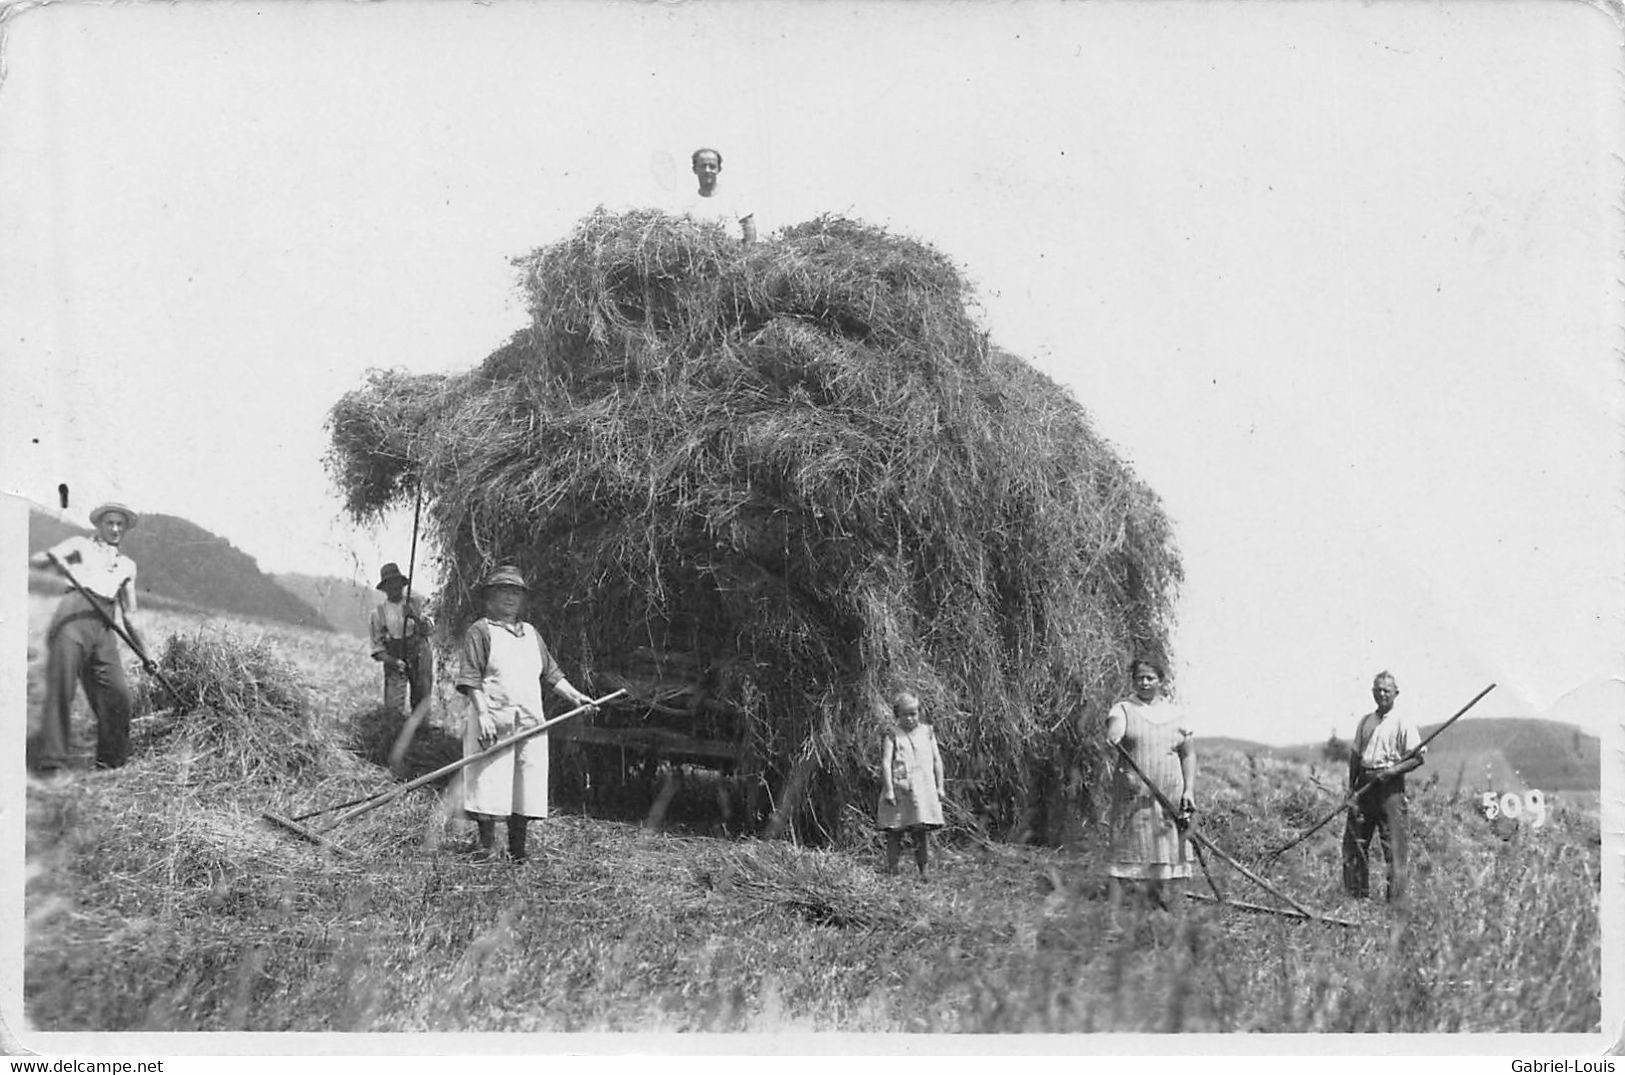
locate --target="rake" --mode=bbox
[263,689,626,855]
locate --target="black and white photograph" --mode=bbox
[3,0,1621,1056]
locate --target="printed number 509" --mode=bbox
[1480,790,1547,828]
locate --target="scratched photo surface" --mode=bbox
[2,0,1620,1055]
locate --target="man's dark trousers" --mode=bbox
[39,595,133,770]
[1342,772,1409,902]
[383,636,434,716]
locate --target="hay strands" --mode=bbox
[1264,682,1497,865]
[264,691,626,852]
[1111,740,1349,928]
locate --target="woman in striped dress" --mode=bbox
[1105,657,1196,911]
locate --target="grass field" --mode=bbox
[22,597,1603,1034]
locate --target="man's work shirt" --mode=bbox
[1352,708,1425,770]
[46,535,137,608]
[674,186,754,240]
[369,595,432,661]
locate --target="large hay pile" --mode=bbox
[326,209,1181,839]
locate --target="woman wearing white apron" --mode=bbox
[454,566,594,862]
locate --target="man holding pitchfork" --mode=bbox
[28,502,144,777]
[369,561,434,719]
[1342,670,1426,903]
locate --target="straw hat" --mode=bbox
[89,502,139,529]
[376,563,409,591]
[482,565,529,591]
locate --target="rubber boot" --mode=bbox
[473,818,497,862]
[508,814,529,863]
[913,829,930,882]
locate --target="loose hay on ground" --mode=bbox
[132,628,331,785]
[696,840,922,932]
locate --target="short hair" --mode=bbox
[1129,656,1167,682]
[691,147,723,169]
[891,691,920,712]
[1372,671,1399,689]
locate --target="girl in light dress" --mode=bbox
[877,691,946,881]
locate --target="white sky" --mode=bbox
[2,0,1621,744]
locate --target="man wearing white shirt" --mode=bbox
[680,147,757,244]
[28,502,144,776]
[1341,670,1426,902]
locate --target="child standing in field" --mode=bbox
[877,691,946,881]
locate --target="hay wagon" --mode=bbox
[327,209,1182,846]
[551,644,772,832]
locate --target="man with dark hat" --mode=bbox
[369,561,434,717]
[28,502,144,776]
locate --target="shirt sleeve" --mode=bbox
[1403,713,1427,756]
[368,606,389,659]
[49,535,89,565]
[533,630,565,688]
[456,620,491,693]
[119,558,138,614]
[1351,713,1371,756]
[1104,701,1128,744]
[1174,703,1195,741]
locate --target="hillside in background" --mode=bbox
[29,508,332,632]
[1201,716,1599,793]
[1416,717,1599,793]
[274,572,378,638]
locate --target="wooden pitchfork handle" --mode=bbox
[317,689,627,834]
[49,551,184,704]
[1265,682,1497,862]
[1110,739,1224,901]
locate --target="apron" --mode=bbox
[462,621,550,819]
[1109,700,1192,880]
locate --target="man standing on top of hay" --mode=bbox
[683,147,757,244]
[1342,670,1425,903]
[454,565,595,863]
[28,502,144,777]
[370,561,433,718]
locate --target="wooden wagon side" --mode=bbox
[552,646,774,831]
